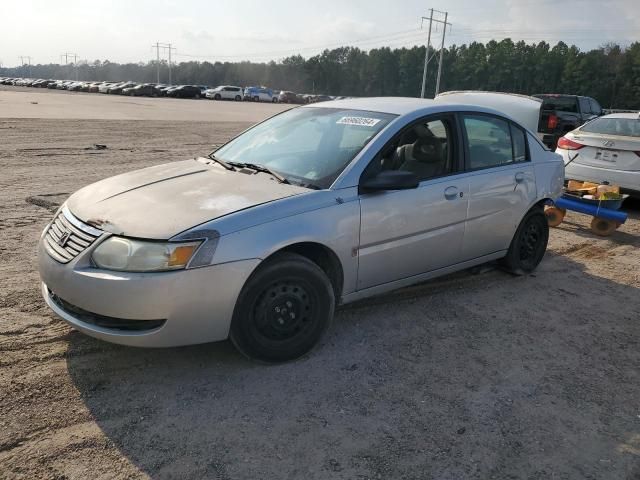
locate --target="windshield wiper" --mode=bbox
[207,153,235,171]
[229,162,289,184]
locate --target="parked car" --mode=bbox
[556,113,640,197]
[87,82,105,93]
[38,96,563,362]
[278,91,304,104]
[166,85,203,98]
[123,84,157,97]
[533,94,603,149]
[108,82,137,95]
[98,82,116,94]
[244,86,276,102]
[157,85,179,97]
[206,85,244,101]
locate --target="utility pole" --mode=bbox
[420,11,433,99]
[19,56,32,77]
[61,53,79,80]
[151,42,175,84]
[434,11,449,96]
[420,9,451,98]
[153,42,160,83]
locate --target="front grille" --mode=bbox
[44,206,102,263]
[49,289,166,332]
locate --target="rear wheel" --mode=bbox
[253,96,259,102]
[235,95,241,101]
[502,208,549,274]
[230,253,335,363]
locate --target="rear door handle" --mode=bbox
[444,186,459,200]
[515,172,526,184]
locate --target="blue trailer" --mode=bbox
[545,193,629,236]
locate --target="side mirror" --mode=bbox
[360,170,420,192]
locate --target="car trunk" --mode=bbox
[571,132,640,171]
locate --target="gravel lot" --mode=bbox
[1,88,640,479]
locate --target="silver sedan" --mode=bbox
[39,97,564,362]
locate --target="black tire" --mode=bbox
[230,253,335,363]
[214,94,221,100]
[502,208,549,275]
[235,95,241,101]
[253,96,259,102]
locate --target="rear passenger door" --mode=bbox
[459,113,537,260]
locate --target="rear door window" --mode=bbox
[579,98,591,115]
[589,98,602,116]
[462,114,529,170]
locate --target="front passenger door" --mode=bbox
[357,116,469,290]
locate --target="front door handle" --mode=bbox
[515,172,526,184]
[444,186,458,200]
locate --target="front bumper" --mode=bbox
[38,238,260,347]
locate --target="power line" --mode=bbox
[172,28,425,62]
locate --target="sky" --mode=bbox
[1,0,639,67]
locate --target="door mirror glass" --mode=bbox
[360,171,419,192]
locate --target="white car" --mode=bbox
[206,86,244,101]
[556,113,640,196]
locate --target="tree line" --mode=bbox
[3,39,639,109]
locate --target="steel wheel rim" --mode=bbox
[253,280,315,342]
[519,219,543,262]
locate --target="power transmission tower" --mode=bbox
[152,42,176,85]
[420,9,451,99]
[61,53,79,80]
[19,56,32,77]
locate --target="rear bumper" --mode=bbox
[565,162,640,196]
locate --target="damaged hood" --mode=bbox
[66,158,309,239]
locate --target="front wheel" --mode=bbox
[230,253,335,363]
[501,208,549,274]
[235,95,241,101]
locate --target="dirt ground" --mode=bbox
[1,89,640,479]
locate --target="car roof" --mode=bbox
[600,112,640,119]
[305,97,438,115]
[304,96,526,117]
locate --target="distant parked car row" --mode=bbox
[0,77,342,105]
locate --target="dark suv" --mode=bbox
[533,94,603,149]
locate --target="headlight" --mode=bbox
[91,237,202,272]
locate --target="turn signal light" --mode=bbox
[557,137,585,150]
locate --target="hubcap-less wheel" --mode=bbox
[254,281,314,342]
[502,209,549,274]
[230,253,335,363]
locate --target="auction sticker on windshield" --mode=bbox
[337,116,382,127]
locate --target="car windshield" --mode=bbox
[214,107,396,188]
[580,117,640,137]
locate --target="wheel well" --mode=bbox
[273,243,344,298]
[533,198,551,211]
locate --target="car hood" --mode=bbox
[66,158,310,239]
